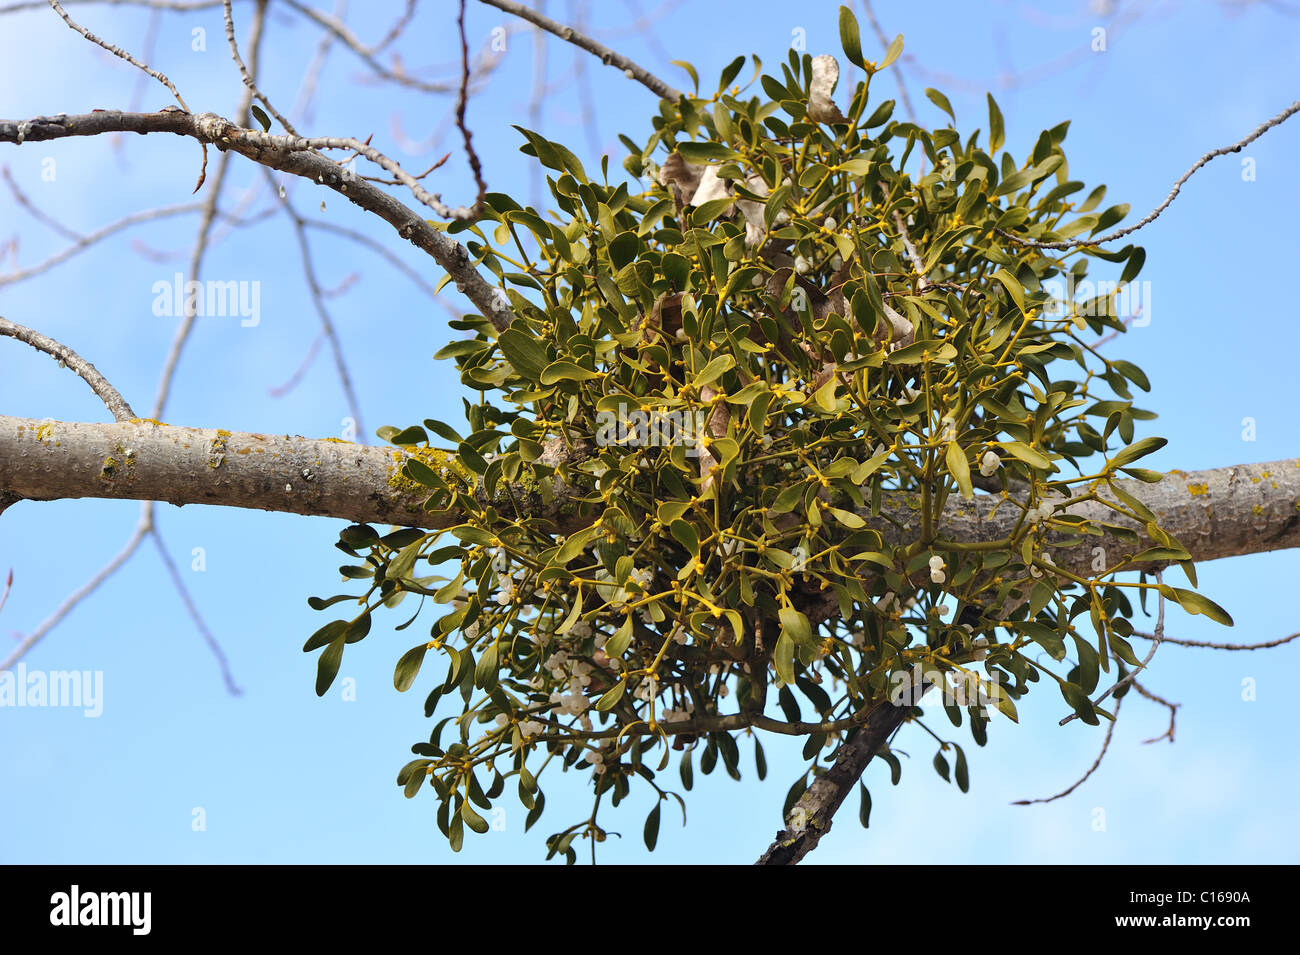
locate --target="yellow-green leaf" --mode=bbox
[945,440,972,499]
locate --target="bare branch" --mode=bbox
[272,170,366,437]
[2,0,223,10]
[150,0,268,420]
[267,328,325,399]
[1000,100,1300,250]
[278,0,472,93]
[1061,572,1164,726]
[149,526,242,695]
[0,201,203,289]
[2,164,82,240]
[0,506,150,671]
[223,0,299,136]
[1012,694,1122,806]
[860,0,918,123]
[301,217,458,313]
[1130,628,1300,650]
[46,0,189,110]
[1131,679,1178,744]
[0,316,136,420]
[0,109,514,330]
[0,416,441,527]
[476,0,684,102]
[452,0,488,220]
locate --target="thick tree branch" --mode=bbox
[0,109,514,331]
[2,414,1296,567]
[0,415,434,526]
[754,698,914,864]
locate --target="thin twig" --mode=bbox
[860,1,922,176]
[268,328,326,398]
[0,203,203,288]
[860,0,918,123]
[527,0,549,208]
[288,0,345,125]
[223,0,299,136]
[0,508,150,672]
[301,217,458,312]
[452,0,487,219]
[151,4,267,421]
[150,527,242,695]
[1130,679,1178,744]
[273,171,366,438]
[570,0,604,160]
[1013,693,1122,805]
[46,0,188,110]
[1061,573,1165,726]
[476,0,683,101]
[0,316,136,420]
[1000,100,1300,250]
[1130,628,1299,650]
[278,0,468,93]
[1089,309,1141,350]
[2,165,83,241]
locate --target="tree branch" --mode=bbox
[999,99,1300,250]
[47,0,189,110]
[3,413,1296,569]
[0,109,514,331]
[0,317,135,420]
[754,697,914,864]
[476,0,684,102]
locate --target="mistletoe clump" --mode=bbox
[304,13,1229,861]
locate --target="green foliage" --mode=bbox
[305,12,1228,861]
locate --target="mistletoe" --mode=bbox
[304,14,1228,862]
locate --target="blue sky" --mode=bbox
[0,0,1297,864]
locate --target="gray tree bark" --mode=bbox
[3,415,1295,574]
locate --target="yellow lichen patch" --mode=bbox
[386,446,473,496]
[1261,471,1272,479]
[128,418,165,427]
[1252,504,1265,516]
[101,455,119,478]
[35,422,55,442]
[1187,483,1208,496]
[516,466,543,495]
